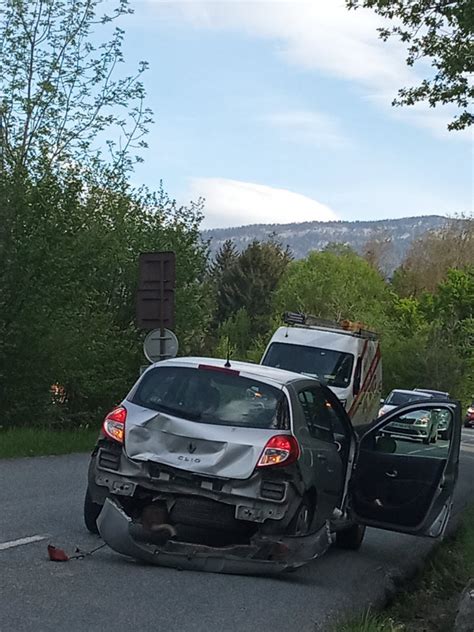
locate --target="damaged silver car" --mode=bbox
[84,358,462,574]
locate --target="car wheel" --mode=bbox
[335,523,366,550]
[287,499,313,536]
[84,488,103,534]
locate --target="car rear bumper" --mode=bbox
[385,424,431,439]
[90,444,301,526]
[97,497,333,575]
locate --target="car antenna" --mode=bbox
[225,338,232,368]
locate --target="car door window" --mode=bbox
[352,406,457,532]
[298,387,336,443]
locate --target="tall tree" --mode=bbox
[0,0,152,173]
[0,167,209,425]
[274,248,391,329]
[392,216,474,297]
[362,232,394,277]
[383,267,473,401]
[215,239,292,335]
[210,239,239,279]
[346,0,473,130]
[0,1,210,425]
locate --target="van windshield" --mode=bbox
[262,342,354,388]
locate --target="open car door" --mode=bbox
[350,400,461,538]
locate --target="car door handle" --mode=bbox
[316,454,327,462]
[385,470,398,478]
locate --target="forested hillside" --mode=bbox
[202,215,465,276]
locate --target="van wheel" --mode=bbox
[84,488,103,534]
[287,498,313,536]
[335,523,366,550]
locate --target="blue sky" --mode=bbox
[115,0,472,228]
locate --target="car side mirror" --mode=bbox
[380,398,385,405]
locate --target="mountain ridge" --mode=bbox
[201,214,454,274]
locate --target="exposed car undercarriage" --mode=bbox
[89,439,338,573]
[97,497,334,574]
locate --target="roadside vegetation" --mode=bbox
[335,506,474,632]
[0,427,98,459]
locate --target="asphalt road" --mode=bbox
[1,429,474,632]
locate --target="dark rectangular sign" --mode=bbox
[136,251,176,330]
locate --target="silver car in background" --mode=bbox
[379,388,433,417]
[384,409,439,444]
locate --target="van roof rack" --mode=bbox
[283,312,378,340]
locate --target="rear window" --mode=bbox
[386,391,431,406]
[131,366,290,430]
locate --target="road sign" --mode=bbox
[136,252,176,330]
[143,328,179,363]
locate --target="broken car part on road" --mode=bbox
[97,497,333,574]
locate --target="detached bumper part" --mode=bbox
[97,498,332,575]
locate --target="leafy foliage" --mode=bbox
[213,238,292,337]
[0,167,208,426]
[274,247,391,329]
[392,216,474,297]
[380,267,473,400]
[0,0,152,172]
[346,0,474,130]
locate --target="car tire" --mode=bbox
[84,488,103,534]
[287,498,313,536]
[335,523,366,550]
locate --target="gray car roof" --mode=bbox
[389,389,433,397]
[146,356,312,387]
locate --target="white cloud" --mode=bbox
[264,110,348,148]
[145,0,464,138]
[147,0,414,91]
[191,177,339,228]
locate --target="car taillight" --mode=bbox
[102,406,127,444]
[257,435,300,468]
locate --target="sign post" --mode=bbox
[143,328,179,363]
[136,252,177,362]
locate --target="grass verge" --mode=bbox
[0,427,99,458]
[335,505,474,632]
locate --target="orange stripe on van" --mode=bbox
[348,346,381,417]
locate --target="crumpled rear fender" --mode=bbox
[97,498,334,575]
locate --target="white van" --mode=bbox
[261,312,382,426]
